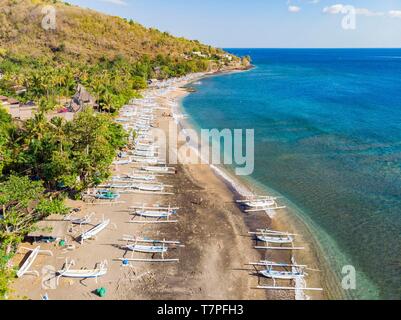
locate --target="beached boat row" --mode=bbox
[15,86,188,291]
[236,195,323,294]
[115,92,183,264]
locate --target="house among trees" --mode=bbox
[68,84,98,112]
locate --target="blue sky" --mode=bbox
[66,0,401,48]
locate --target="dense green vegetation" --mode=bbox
[0,106,128,298]
[0,53,214,112]
[0,0,227,62]
[2,108,128,190]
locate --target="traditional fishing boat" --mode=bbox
[125,244,168,254]
[128,174,156,181]
[135,144,158,152]
[100,183,133,189]
[133,183,164,192]
[257,234,293,244]
[95,190,120,200]
[130,204,179,211]
[113,159,132,165]
[79,218,110,243]
[237,195,286,212]
[17,246,53,278]
[249,259,323,292]
[245,199,276,208]
[133,149,157,157]
[142,166,175,173]
[120,236,183,263]
[57,260,108,284]
[250,229,294,244]
[112,174,156,182]
[249,229,303,250]
[129,204,178,223]
[259,265,305,280]
[134,209,176,219]
[64,212,95,226]
[132,156,161,165]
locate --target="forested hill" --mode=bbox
[0,0,228,63]
[0,0,250,112]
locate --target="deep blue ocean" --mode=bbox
[181,49,401,300]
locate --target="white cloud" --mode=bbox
[323,4,384,17]
[288,5,301,13]
[355,8,384,17]
[389,10,401,18]
[99,0,127,5]
[323,4,345,14]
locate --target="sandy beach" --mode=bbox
[10,71,325,300]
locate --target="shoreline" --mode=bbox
[163,70,327,300]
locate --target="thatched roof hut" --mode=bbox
[69,84,97,112]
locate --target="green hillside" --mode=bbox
[0,0,246,112]
[0,0,226,63]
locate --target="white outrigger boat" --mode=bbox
[250,229,304,250]
[130,204,179,211]
[142,166,175,174]
[112,174,157,182]
[135,141,155,147]
[134,124,150,131]
[113,159,132,165]
[249,260,323,292]
[119,235,183,263]
[135,140,155,146]
[102,182,169,193]
[133,208,176,219]
[17,246,53,278]
[249,229,295,245]
[99,183,133,189]
[137,133,153,140]
[135,146,157,153]
[256,262,305,280]
[79,218,110,243]
[133,183,165,192]
[133,149,157,157]
[130,205,178,223]
[237,195,286,212]
[64,212,95,226]
[57,259,108,284]
[125,243,168,254]
[131,156,163,165]
[129,173,157,181]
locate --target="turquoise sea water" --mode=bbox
[181,49,401,300]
